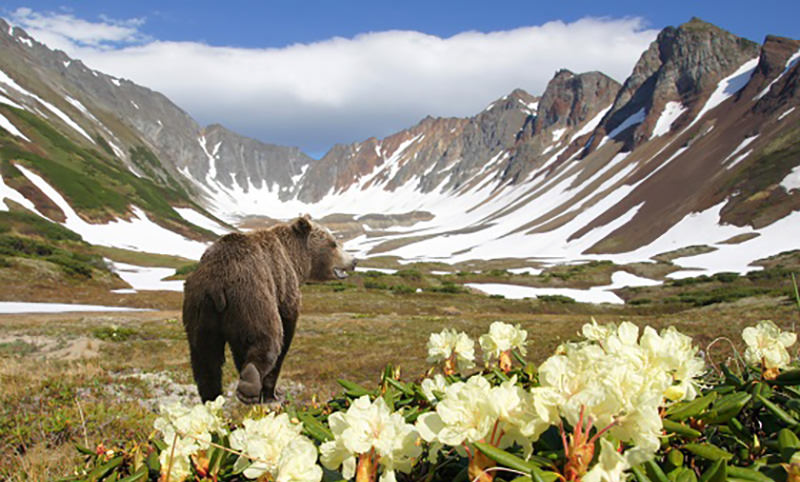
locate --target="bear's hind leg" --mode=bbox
[189,324,226,402]
[260,308,298,401]
[226,303,283,404]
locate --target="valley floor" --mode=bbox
[0,285,797,479]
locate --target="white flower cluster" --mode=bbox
[538,321,706,464]
[320,396,421,482]
[229,413,322,481]
[416,375,558,457]
[427,321,528,373]
[154,396,227,482]
[479,321,528,361]
[426,328,475,372]
[742,320,797,370]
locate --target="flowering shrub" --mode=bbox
[426,328,476,375]
[72,319,800,482]
[479,321,528,372]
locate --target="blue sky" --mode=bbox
[3,2,797,155]
[6,1,797,46]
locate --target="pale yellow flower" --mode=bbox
[426,328,476,372]
[228,412,319,481]
[320,396,420,482]
[479,321,528,361]
[582,438,630,482]
[743,320,797,370]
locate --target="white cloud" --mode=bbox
[7,10,658,153]
[9,8,148,50]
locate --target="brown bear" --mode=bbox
[182,215,356,403]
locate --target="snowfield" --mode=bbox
[0,301,149,314]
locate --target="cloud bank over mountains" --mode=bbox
[8,8,658,154]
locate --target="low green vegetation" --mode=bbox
[0,212,107,279]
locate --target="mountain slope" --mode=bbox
[182,18,799,277]
[0,16,798,279]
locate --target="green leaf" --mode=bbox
[667,392,718,421]
[684,443,734,461]
[86,455,124,481]
[473,442,558,482]
[336,379,373,397]
[75,444,96,456]
[644,459,669,482]
[116,466,148,482]
[778,428,800,460]
[726,465,774,481]
[662,419,702,439]
[385,377,414,396]
[701,392,751,424]
[667,467,698,482]
[298,412,334,442]
[772,368,800,386]
[631,465,653,482]
[698,459,726,482]
[755,393,800,426]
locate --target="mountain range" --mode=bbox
[0,17,798,278]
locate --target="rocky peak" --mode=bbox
[534,70,620,133]
[597,17,761,150]
[199,124,313,196]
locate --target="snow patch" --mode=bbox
[723,135,758,169]
[650,102,686,138]
[0,112,29,141]
[779,107,796,121]
[607,107,646,139]
[107,260,184,292]
[0,302,149,314]
[755,48,800,100]
[781,165,800,192]
[0,173,37,212]
[691,57,759,128]
[570,104,612,143]
[355,266,397,274]
[174,207,230,235]
[551,128,567,142]
[0,92,24,110]
[16,165,209,259]
[130,100,139,109]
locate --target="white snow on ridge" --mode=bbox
[723,135,758,169]
[0,174,37,212]
[691,57,759,129]
[0,111,29,141]
[570,105,612,143]
[756,48,800,100]
[174,207,230,235]
[779,107,796,121]
[781,165,800,192]
[607,107,646,139]
[0,92,24,110]
[0,68,95,144]
[107,260,184,292]
[651,102,686,138]
[15,165,209,259]
[551,128,567,142]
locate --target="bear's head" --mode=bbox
[292,215,357,281]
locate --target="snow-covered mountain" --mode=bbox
[1,17,799,278]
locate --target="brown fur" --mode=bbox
[182,215,356,403]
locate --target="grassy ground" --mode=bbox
[0,279,798,479]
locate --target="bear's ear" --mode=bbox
[292,216,312,236]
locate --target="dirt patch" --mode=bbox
[0,334,104,360]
